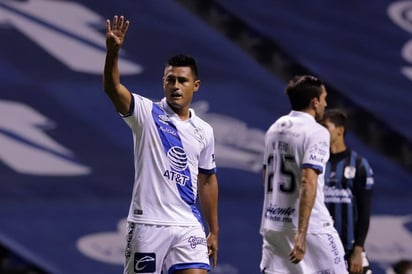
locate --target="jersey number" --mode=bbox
[266,154,297,193]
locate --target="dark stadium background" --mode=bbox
[0,0,411,273]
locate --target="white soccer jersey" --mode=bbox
[123,94,216,226]
[260,111,334,233]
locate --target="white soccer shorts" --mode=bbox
[124,222,210,274]
[260,229,348,274]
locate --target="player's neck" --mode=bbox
[168,102,191,121]
[330,141,346,154]
[175,109,191,121]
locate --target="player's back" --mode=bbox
[261,111,334,233]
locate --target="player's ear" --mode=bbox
[337,126,345,136]
[161,76,166,88]
[193,79,200,92]
[311,97,320,108]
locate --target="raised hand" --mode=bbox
[105,15,130,51]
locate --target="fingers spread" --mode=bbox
[118,16,124,30]
[123,20,130,33]
[112,15,118,28]
[105,19,111,33]
[108,15,129,34]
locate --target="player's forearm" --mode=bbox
[103,50,121,96]
[201,197,219,234]
[354,217,370,247]
[354,188,373,247]
[298,173,317,234]
[199,177,219,234]
[204,209,219,235]
[103,50,131,114]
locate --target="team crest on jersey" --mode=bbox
[344,166,356,179]
[193,127,205,142]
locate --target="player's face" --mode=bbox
[163,66,200,114]
[314,86,327,121]
[322,119,339,144]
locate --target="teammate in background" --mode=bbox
[103,15,219,274]
[321,109,374,274]
[260,75,347,273]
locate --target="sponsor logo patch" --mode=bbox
[134,253,156,273]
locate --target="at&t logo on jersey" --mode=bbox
[167,146,188,171]
[163,146,190,186]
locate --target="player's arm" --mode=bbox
[289,167,317,264]
[103,15,132,115]
[198,172,219,267]
[354,158,373,248]
[350,158,374,273]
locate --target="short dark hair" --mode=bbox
[285,75,324,110]
[322,108,348,128]
[166,54,199,79]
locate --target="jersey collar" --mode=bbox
[160,97,196,120]
[289,110,315,121]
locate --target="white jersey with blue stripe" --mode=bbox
[123,94,216,226]
[261,111,335,233]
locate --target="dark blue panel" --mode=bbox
[0,0,410,273]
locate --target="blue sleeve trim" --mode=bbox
[198,167,217,174]
[302,163,323,174]
[122,93,135,117]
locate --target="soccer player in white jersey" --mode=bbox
[103,16,219,274]
[260,75,348,274]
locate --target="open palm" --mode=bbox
[105,15,130,51]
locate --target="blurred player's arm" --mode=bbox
[289,167,317,264]
[103,15,132,115]
[350,159,374,273]
[198,172,219,267]
[354,159,373,249]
